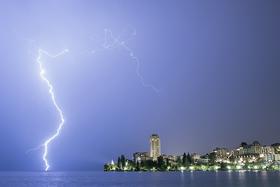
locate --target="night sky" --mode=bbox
[0,0,280,171]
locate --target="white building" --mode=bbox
[274,154,280,161]
[133,152,151,163]
[150,134,161,161]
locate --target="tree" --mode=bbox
[117,157,121,169]
[220,162,228,170]
[166,159,170,169]
[182,153,187,166]
[104,164,109,171]
[136,161,140,171]
[208,152,216,164]
[252,141,261,146]
[240,142,248,147]
[187,153,192,164]
[120,155,126,169]
[157,156,165,170]
[143,160,156,170]
[177,156,182,166]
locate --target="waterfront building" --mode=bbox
[191,153,201,163]
[213,147,230,163]
[198,155,210,164]
[233,142,279,163]
[105,138,280,172]
[162,154,177,161]
[162,154,178,166]
[271,143,280,154]
[262,146,274,153]
[234,141,262,155]
[213,148,229,157]
[259,146,277,162]
[150,134,161,160]
[133,152,151,163]
[274,154,280,161]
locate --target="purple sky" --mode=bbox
[0,0,280,171]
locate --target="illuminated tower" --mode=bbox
[150,134,161,160]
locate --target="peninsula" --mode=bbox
[104,134,280,172]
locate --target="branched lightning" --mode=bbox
[100,29,160,93]
[25,29,158,171]
[36,48,69,171]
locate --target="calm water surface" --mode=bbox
[0,171,280,187]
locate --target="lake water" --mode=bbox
[0,171,280,187]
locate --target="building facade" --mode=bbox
[150,134,161,160]
[213,147,230,163]
[133,152,151,163]
[233,141,279,163]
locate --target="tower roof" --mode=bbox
[151,134,159,137]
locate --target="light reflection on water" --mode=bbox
[0,171,280,187]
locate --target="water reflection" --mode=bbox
[237,170,246,187]
[0,171,280,187]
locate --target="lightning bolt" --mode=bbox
[26,29,158,171]
[36,48,68,171]
[103,29,159,93]
[87,29,159,93]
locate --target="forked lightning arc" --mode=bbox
[36,48,68,171]
[34,30,158,171]
[102,29,159,93]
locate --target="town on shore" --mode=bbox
[104,134,280,172]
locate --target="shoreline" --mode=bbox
[104,169,280,172]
